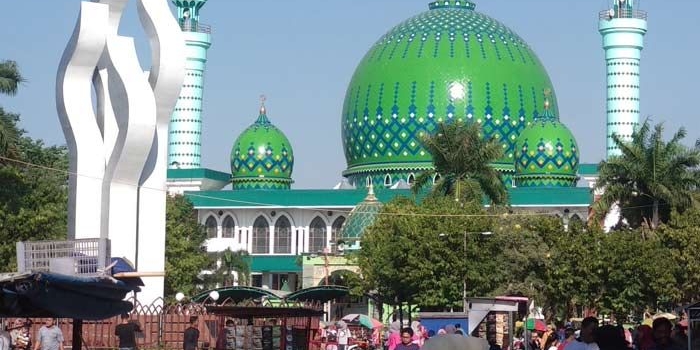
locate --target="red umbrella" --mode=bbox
[526,319,547,332]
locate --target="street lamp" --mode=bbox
[439,231,493,312]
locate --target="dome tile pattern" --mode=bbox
[231,104,294,190]
[342,0,558,187]
[514,106,579,187]
[340,186,383,247]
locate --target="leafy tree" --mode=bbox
[204,248,251,288]
[164,194,208,298]
[357,195,492,311]
[0,116,68,271]
[413,122,507,205]
[0,60,23,96]
[658,208,700,303]
[595,120,700,229]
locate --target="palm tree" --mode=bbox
[0,61,24,160]
[594,120,700,229]
[208,248,251,287]
[0,61,24,96]
[412,121,507,205]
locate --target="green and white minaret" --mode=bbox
[168,0,211,169]
[599,0,647,158]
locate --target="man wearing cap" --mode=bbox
[557,326,576,350]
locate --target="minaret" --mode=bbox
[599,0,647,158]
[168,0,212,169]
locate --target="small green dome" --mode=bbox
[514,103,579,187]
[230,103,294,190]
[340,185,383,249]
[342,0,558,188]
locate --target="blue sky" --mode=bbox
[2,0,698,189]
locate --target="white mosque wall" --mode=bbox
[198,208,350,256]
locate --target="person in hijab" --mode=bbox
[410,322,424,347]
[437,329,447,336]
[387,322,401,350]
[595,325,627,350]
[636,325,654,350]
[336,321,350,350]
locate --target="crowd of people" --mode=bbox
[520,317,687,350]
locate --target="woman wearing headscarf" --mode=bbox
[410,321,424,347]
[387,322,401,350]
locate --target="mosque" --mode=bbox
[165,0,647,292]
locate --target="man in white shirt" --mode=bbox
[566,317,599,350]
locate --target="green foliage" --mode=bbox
[203,248,251,288]
[164,195,208,299]
[356,191,700,317]
[357,196,492,310]
[0,60,24,96]
[0,112,68,272]
[595,120,700,229]
[413,122,507,205]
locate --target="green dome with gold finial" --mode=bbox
[230,99,294,190]
[514,94,579,187]
[339,184,383,250]
[342,0,559,188]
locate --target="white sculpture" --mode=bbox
[56,0,185,305]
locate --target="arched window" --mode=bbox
[407,173,415,185]
[274,216,292,254]
[384,174,392,187]
[252,216,270,254]
[205,216,218,239]
[331,217,346,253]
[433,173,441,184]
[309,217,327,253]
[366,176,371,188]
[222,216,235,238]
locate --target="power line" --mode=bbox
[0,154,669,218]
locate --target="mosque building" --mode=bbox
[166,0,646,291]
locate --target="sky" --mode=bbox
[2,0,699,189]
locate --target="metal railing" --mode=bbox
[599,9,648,20]
[16,238,111,276]
[180,20,212,34]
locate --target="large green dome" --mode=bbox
[230,103,294,189]
[341,0,558,188]
[514,103,579,187]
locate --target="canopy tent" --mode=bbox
[0,271,138,319]
[192,286,287,303]
[285,285,350,303]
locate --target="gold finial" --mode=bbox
[259,94,267,114]
[543,88,552,110]
[366,180,378,201]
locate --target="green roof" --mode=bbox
[167,168,231,182]
[249,256,301,273]
[185,187,591,209]
[508,187,592,207]
[578,163,599,176]
[186,189,414,208]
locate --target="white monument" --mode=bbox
[56,0,185,305]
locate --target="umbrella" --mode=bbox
[341,314,383,329]
[653,312,677,320]
[526,319,547,332]
[422,334,488,350]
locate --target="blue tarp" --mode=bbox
[0,271,139,320]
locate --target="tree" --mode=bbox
[595,120,700,229]
[356,195,492,311]
[164,194,209,299]
[0,115,68,271]
[413,121,507,205]
[204,248,251,288]
[0,61,23,96]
